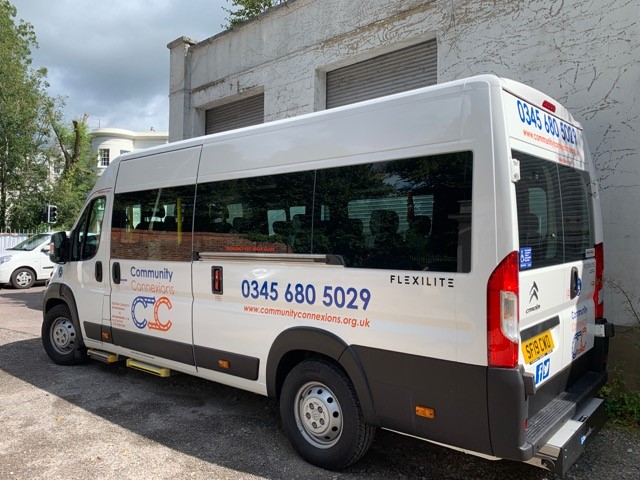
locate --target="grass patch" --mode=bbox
[600,366,640,428]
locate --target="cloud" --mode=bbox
[12,0,228,132]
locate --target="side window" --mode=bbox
[315,152,473,272]
[194,171,315,254]
[515,151,593,269]
[111,186,195,262]
[192,152,473,273]
[71,197,106,261]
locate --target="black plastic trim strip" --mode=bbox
[194,345,259,380]
[110,327,195,366]
[83,321,102,342]
[520,316,560,342]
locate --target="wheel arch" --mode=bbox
[266,327,379,426]
[14,265,37,275]
[43,282,86,348]
[11,266,37,284]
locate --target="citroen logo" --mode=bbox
[529,282,539,303]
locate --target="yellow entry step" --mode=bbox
[126,358,171,377]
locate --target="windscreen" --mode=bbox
[9,233,51,251]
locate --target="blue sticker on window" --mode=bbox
[519,247,532,269]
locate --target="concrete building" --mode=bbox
[167,0,640,335]
[91,128,168,175]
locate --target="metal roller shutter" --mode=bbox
[326,39,437,109]
[205,93,265,135]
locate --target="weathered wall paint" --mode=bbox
[169,0,640,326]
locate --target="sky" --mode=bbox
[11,0,229,133]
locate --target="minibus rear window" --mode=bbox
[514,151,593,269]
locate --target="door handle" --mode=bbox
[95,261,103,282]
[112,262,121,284]
[570,267,580,300]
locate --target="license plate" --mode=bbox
[522,330,554,364]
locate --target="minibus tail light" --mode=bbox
[594,243,604,318]
[488,251,520,368]
[542,100,556,113]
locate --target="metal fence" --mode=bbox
[0,231,40,251]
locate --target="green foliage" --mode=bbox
[0,0,52,230]
[44,115,97,229]
[5,153,50,229]
[223,0,285,28]
[48,161,97,230]
[0,2,96,231]
[601,364,640,428]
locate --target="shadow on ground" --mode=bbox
[0,336,614,480]
[0,285,46,312]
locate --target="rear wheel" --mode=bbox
[280,358,375,470]
[42,304,87,365]
[11,267,35,289]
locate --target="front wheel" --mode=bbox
[42,304,87,365]
[280,358,375,470]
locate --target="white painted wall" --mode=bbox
[91,128,168,174]
[169,0,640,326]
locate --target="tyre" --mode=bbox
[11,267,35,289]
[280,358,375,470]
[41,304,88,365]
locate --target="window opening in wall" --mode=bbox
[204,93,265,135]
[99,149,110,167]
[326,39,437,109]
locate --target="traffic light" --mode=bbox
[49,205,58,223]
[47,204,58,224]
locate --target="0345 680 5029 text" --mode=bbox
[240,280,371,311]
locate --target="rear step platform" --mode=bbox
[527,397,607,474]
[525,370,606,447]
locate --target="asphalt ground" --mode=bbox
[0,285,638,480]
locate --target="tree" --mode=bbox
[45,111,97,228]
[223,0,285,28]
[47,98,91,174]
[0,0,51,230]
[1,2,96,231]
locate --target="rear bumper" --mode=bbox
[488,318,613,465]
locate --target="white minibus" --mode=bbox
[43,75,613,474]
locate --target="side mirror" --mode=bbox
[50,232,70,264]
